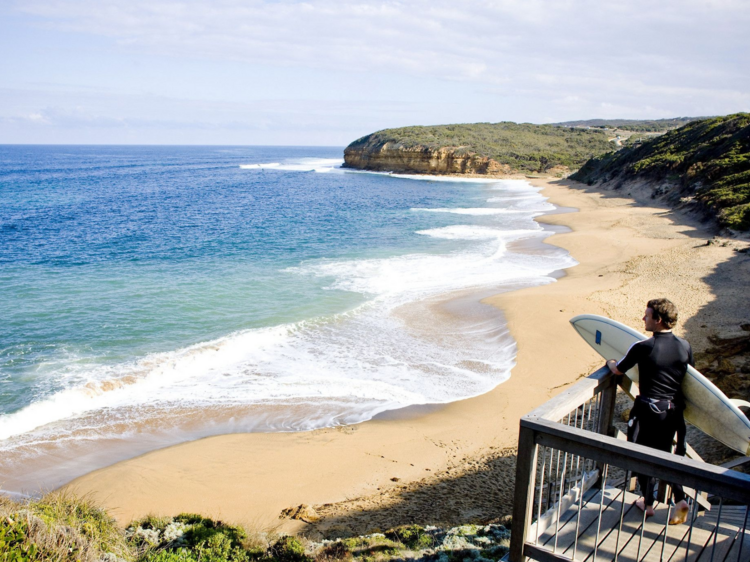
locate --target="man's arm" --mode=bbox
[609,341,642,375]
[607,359,623,375]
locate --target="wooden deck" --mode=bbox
[527,487,750,562]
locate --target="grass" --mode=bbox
[0,491,130,562]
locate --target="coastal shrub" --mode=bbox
[384,525,433,550]
[182,521,246,549]
[173,514,207,526]
[0,492,130,562]
[571,113,750,230]
[316,542,352,562]
[0,516,38,562]
[194,533,249,562]
[134,515,175,532]
[270,536,311,562]
[141,549,197,562]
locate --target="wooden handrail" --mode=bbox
[526,366,612,422]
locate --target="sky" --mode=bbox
[1,0,749,146]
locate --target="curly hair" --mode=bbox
[647,298,679,329]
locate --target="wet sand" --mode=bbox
[65,178,750,536]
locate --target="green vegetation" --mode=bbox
[383,525,433,550]
[553,117,700,132]
[0,491,130,562]
[0,493,511,562]
[572,113,750,231]
[345,122,613,173]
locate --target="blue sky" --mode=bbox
[1,0,749,145]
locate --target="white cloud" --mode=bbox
[16,0,748,87]
[4,0,750,142]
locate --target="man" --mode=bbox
[606,298,692,525]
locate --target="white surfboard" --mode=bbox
[570,314,750,456]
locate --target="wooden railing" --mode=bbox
[508,367,750,562]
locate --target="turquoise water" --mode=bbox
[0,145,575,491]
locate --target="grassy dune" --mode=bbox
[572,113,750,231]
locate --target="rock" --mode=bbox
[279,504,320,523]
[717,358,738,375]
[497,514,512,530]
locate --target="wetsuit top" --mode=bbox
[617,331,694,404]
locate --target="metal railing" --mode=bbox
[509,367,750,562]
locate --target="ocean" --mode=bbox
[0,145,575,493]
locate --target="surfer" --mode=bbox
[606,298,692,525]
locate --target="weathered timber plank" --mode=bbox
[536,487,622,553]
[694,507,747,562]
[564,488,634,561]
[530,470,601,542]
[608,499,699,562]
[722,525,750,562]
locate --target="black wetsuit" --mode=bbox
[617,331,694,507]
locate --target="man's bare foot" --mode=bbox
[669,500,690,525]
[635,497,655,517]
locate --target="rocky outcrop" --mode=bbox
[343,143,513,175]
[694,325,750,397]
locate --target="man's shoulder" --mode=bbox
[624,338,654,357]
[636,337,656,349]
[674,334,692,351]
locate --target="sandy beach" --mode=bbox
[66,178,750,537]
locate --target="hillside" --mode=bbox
[343,122,613,175]
[572,113,750,231]
[553,117,700,132]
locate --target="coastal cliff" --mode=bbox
[344,143,512,175]
[343,122,613,175]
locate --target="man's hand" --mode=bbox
[607,359,623,375]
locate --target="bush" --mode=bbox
[384,525,433,550]
[270,536,311,562]
[571,113,750,230]
[0,492,130,562]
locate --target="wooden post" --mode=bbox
[509,423,539,562]
[597,374,617,438]
[595,375,617,488]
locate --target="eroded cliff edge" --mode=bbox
[344,142,513,175]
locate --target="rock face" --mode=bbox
[343,143,512,175]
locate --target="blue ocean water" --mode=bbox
[0,145,575,491]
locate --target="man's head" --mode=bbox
[643,298,678,332]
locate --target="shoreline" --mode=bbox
[65,177,750,536]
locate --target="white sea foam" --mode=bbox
[412,207,529,216]
[417,225,542,241]
[240,158,344,172]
